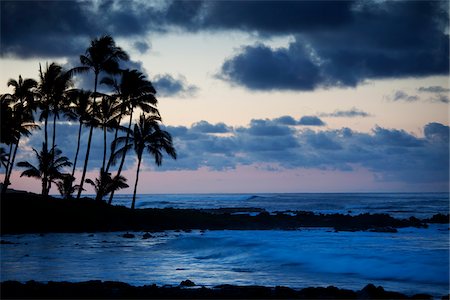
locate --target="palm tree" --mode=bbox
[17,143,72,196]
[56,173,82,199]
[65,89,92,177]
[92,94,122,171]
[0,99,39,194]
[74,35,129,200]
[1,75,38,193]
[104,69,159,204]
[37,62,73,194]
[112,114,176,209]
[85,169,129,201]
[38,63,68,149]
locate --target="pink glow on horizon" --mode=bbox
[5,164,445,195]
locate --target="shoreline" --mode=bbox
[1,190,448,234]
[0,280,439,299]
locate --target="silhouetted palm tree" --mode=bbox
[74,35,129,200]
[1,78,39,194]
[93,94,122,171]
[65,89,92,177]
[38,63,69,149]
[85,169,129,201]
[56,173,82,199]
[37,62,73,194]
[113,114,176,209]
[17,143,72,196]
[104,69,159,204]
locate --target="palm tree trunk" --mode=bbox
[131,155,142,210]
[102,125,107,171]
[1,143,13,194]
[2,141,18,193]
[71,121,83,177]
[44,110,49,150]
[42,173,48,196]
[52,112,57,150]
[6,140,19,187]
[105,115,122,173]
[77,73,98,199]
[108,107,133,204]
[47,112,57,193]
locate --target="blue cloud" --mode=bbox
[191,121,231,133]
[12,118,449,187]
[320,108,371,118]
[152,74,198,97]
[298,116,325,126]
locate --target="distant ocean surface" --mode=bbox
[2,192,449,297]
[105,192,448,219]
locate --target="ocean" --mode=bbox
[1,193,449,297]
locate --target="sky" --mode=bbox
[1,0,449,194]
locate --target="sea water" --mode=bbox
[109,192,448,219]
[1,193,449,297]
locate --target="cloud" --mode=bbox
[191,121,231,133]
[388,90,420,102]
[12,118,449,186]
[4,1,447,93]
[418,86,450,93]
[199,1,354,34]
[157,119,449,185]
[217,1,449,90]
[152,74,198,97]
[319,108,371,118]
[418,86,450,103]
[133,41,151,54]
[298,116,325,126]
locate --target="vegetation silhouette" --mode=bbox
[102,69,159,204]
[17,143,72,196]
[0,35,176,208]
[1,76,39,194]
[112,113,176,209]
[72,35,129,200]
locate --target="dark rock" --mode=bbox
[369,227,398,233]
[142,232,153,239]
[0,240,15,244]
[426,213,450,224]
[180,279,196,287]
[122,233,135,238]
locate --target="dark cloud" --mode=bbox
[319,108,371,118]
[219,42,321,91]
[218,1,449,90]
[152,74,198,97]
[298,116,325,126]
[134,41,151,54]
[200,1,354,34]
[2,1,448,92]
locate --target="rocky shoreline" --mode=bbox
[0,280,440,299]
[1,190,448,234]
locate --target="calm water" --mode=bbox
[2,193,449,296]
